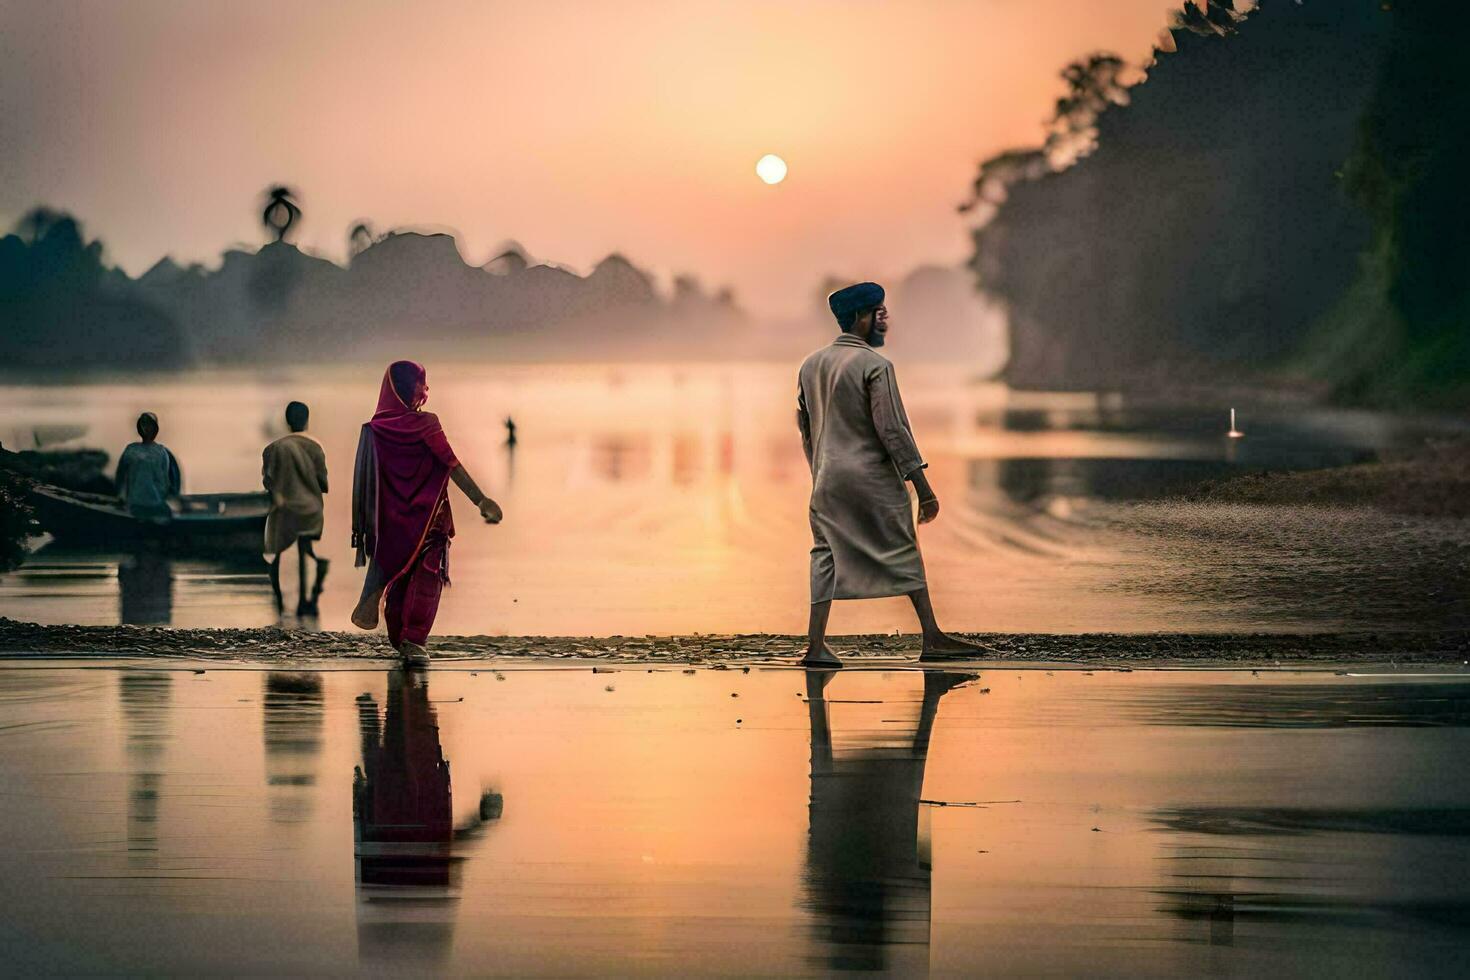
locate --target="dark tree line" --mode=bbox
[965,0,1469,406]
[1330,0,1470,401]
[2,180,744,371]
[0,209,189,370]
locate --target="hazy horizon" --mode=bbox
[1,0,1175,315]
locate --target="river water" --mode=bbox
[0,662,1466,976]
[2,363,1465,636]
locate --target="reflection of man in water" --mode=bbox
[354,669,498,972]
[262,672,323,825]
[803,669,972,973]
[115,412,181,520]
[262,401,330,615]
[797,283,984,666]
[118,551,173,625]
[119,672,172,871]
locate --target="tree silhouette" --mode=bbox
[349,221,374,257]
[1334,0,1470,394]
[1,209,189,369]
[961,53,1130,217]
[1172,0,1248,38]
[16,206,61,244]
[261,186,302,243]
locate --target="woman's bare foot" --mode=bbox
[397,641,431,668]
[918,633,991,662]
[351,590,382,630]
[799,643,844,668]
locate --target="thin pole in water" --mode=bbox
[1227,408,1244,439]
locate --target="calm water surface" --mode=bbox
[0,663,1466,976]
[2,363,1465,635]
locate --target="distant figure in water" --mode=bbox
[115,412,181,520]
[351,361,503,667]
[504,416,518,448]
[262,401,330,615]
[796,283,985,666]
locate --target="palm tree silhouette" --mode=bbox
[261,186,302,243]
[17,206,60,244]
[348,221,374,258]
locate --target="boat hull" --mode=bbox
[30,485,269,554]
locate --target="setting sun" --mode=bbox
[755,153,788,185]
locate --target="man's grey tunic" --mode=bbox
[797,334,927,602]
[115,441,181,520]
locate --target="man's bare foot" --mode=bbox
[799,643,844,668]
[918,633,992,662]
[397,641,431,668]
[351,591,382,630]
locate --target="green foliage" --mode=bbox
[1325,0,1470,402]
[962,1,1383,390]
[963,0,1468,406]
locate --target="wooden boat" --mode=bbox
[28,484,269,553]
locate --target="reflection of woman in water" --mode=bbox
[350,361,503,667]
[354,669,455,968]
[803,670,971,973]
[353,669,500,972]
[355,670,453,877]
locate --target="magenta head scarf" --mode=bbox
[355,361,459,583]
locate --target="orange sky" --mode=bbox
[0,0,1176,314]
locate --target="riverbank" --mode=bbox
[1180,437,1470,517]
[2,618,1466,666]
[1091,437,1470,634]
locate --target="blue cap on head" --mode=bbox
[827,281,885,330]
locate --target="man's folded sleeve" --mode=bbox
[867,363,926,479]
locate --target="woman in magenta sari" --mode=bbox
[351,361,503,666]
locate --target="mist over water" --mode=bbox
[2,361,1465,636]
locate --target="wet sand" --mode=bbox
[2,616,1466,666]
[1181,437,1470,517]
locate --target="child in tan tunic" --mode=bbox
[262,401,329,614]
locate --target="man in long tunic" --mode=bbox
[262,401,330,614]
[796,282,984,666]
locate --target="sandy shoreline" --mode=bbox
[1181,438,1470,517]
[4,444,1467,664]
[2,617,1466,666]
